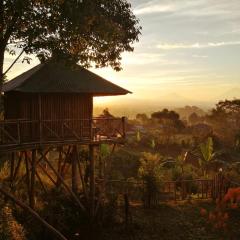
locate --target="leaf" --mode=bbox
[100,144,110,158]
[151,139,155,149]
[136,130,141,142]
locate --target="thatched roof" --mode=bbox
[3,61,131,96]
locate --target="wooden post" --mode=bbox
[124,193,130,228]
[13,152,23,182]
[219,172,223,201]
[174,182,177,201]
[10,152,15,183]
[24,151,31,201]
[30,149,36,209]
[0,187,69,240]
[72,146,78,193]
[122,117,126,138]
[57,147,63,187]
[89,144,95,218]
[38,94,42,143]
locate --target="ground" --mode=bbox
[100,201,240,240]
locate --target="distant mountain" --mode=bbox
[159,92,192,105]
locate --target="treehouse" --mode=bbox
[1,61,130,150]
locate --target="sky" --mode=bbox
[4,0,240,108]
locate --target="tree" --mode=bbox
[151,109,185,131]
[99,108,114,118]
[136,113,148,124]
[138,152,163,207]
[0,0,141,95]
[206,99,240,146]
[188,112,200,125]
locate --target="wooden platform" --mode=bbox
[0,117,126,152]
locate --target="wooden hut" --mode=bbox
[2,61,130,147]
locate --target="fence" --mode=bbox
[104,173,231,207]
[0,117,126,150]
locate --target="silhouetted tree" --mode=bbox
[188,112,200,125]
[206,99,240,147]
[136,113,148,124]
[0,0,141,99]
[151,109,185,131]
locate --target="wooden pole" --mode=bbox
[89,144,95,218]
[24,151,31,202]
[30,149,36,209]
[72,146,78,193]
[76,151,88,200]
[57,147,63,187]
[38,94,42,143]
[57,146,71,188]
[0,186,69,240]
[122,117,126,138]
[124,193,129,228]
[10,152,15,184]
[40,151,86,213]
[12,152,23,182]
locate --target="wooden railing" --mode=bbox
[104,174,230,206]
[0,117,126,150]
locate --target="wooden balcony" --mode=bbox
[0,117,126,152]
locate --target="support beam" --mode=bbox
[0,186,69,240]
[89,145,95,218]
[57,146,71,188]
[12,152,23,182]
[72,146,78,193]
[30,149,36,209]
[77,153,88,200]
[39,150,86,213]
[24,151,31,201]
[10,152,15,184]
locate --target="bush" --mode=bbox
[0,205,26,240]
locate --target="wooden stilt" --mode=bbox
[72,146,78,193]
[57,147,63,186]
[39,150,86,213]
[77,154,88,200]
[30,149,36,209]
[13,152,23,182]
[24,151,31,201]
[57,146,71,188]
[35,170,47,195]
[0,187,69,240]
[89,144,95,218]
[98,146,103,179]
[10,152,15,183]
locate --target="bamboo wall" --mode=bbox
[4,92,93,141]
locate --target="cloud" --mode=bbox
[157,41,240,50]
[134,4,173,15]
[121,52,166,65]
[133,0,240,20]
[192,55,208,58]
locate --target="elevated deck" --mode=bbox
[0,117,126,152]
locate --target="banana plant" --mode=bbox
[160,152,188,177]
[136,130,141,142]
[196,137,224,177]
[150,139,156,149]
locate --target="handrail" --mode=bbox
[0,117,126,150]
[0,117,124,123]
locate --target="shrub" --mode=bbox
[0,205,26,240]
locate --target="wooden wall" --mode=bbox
[4,92,93,142]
